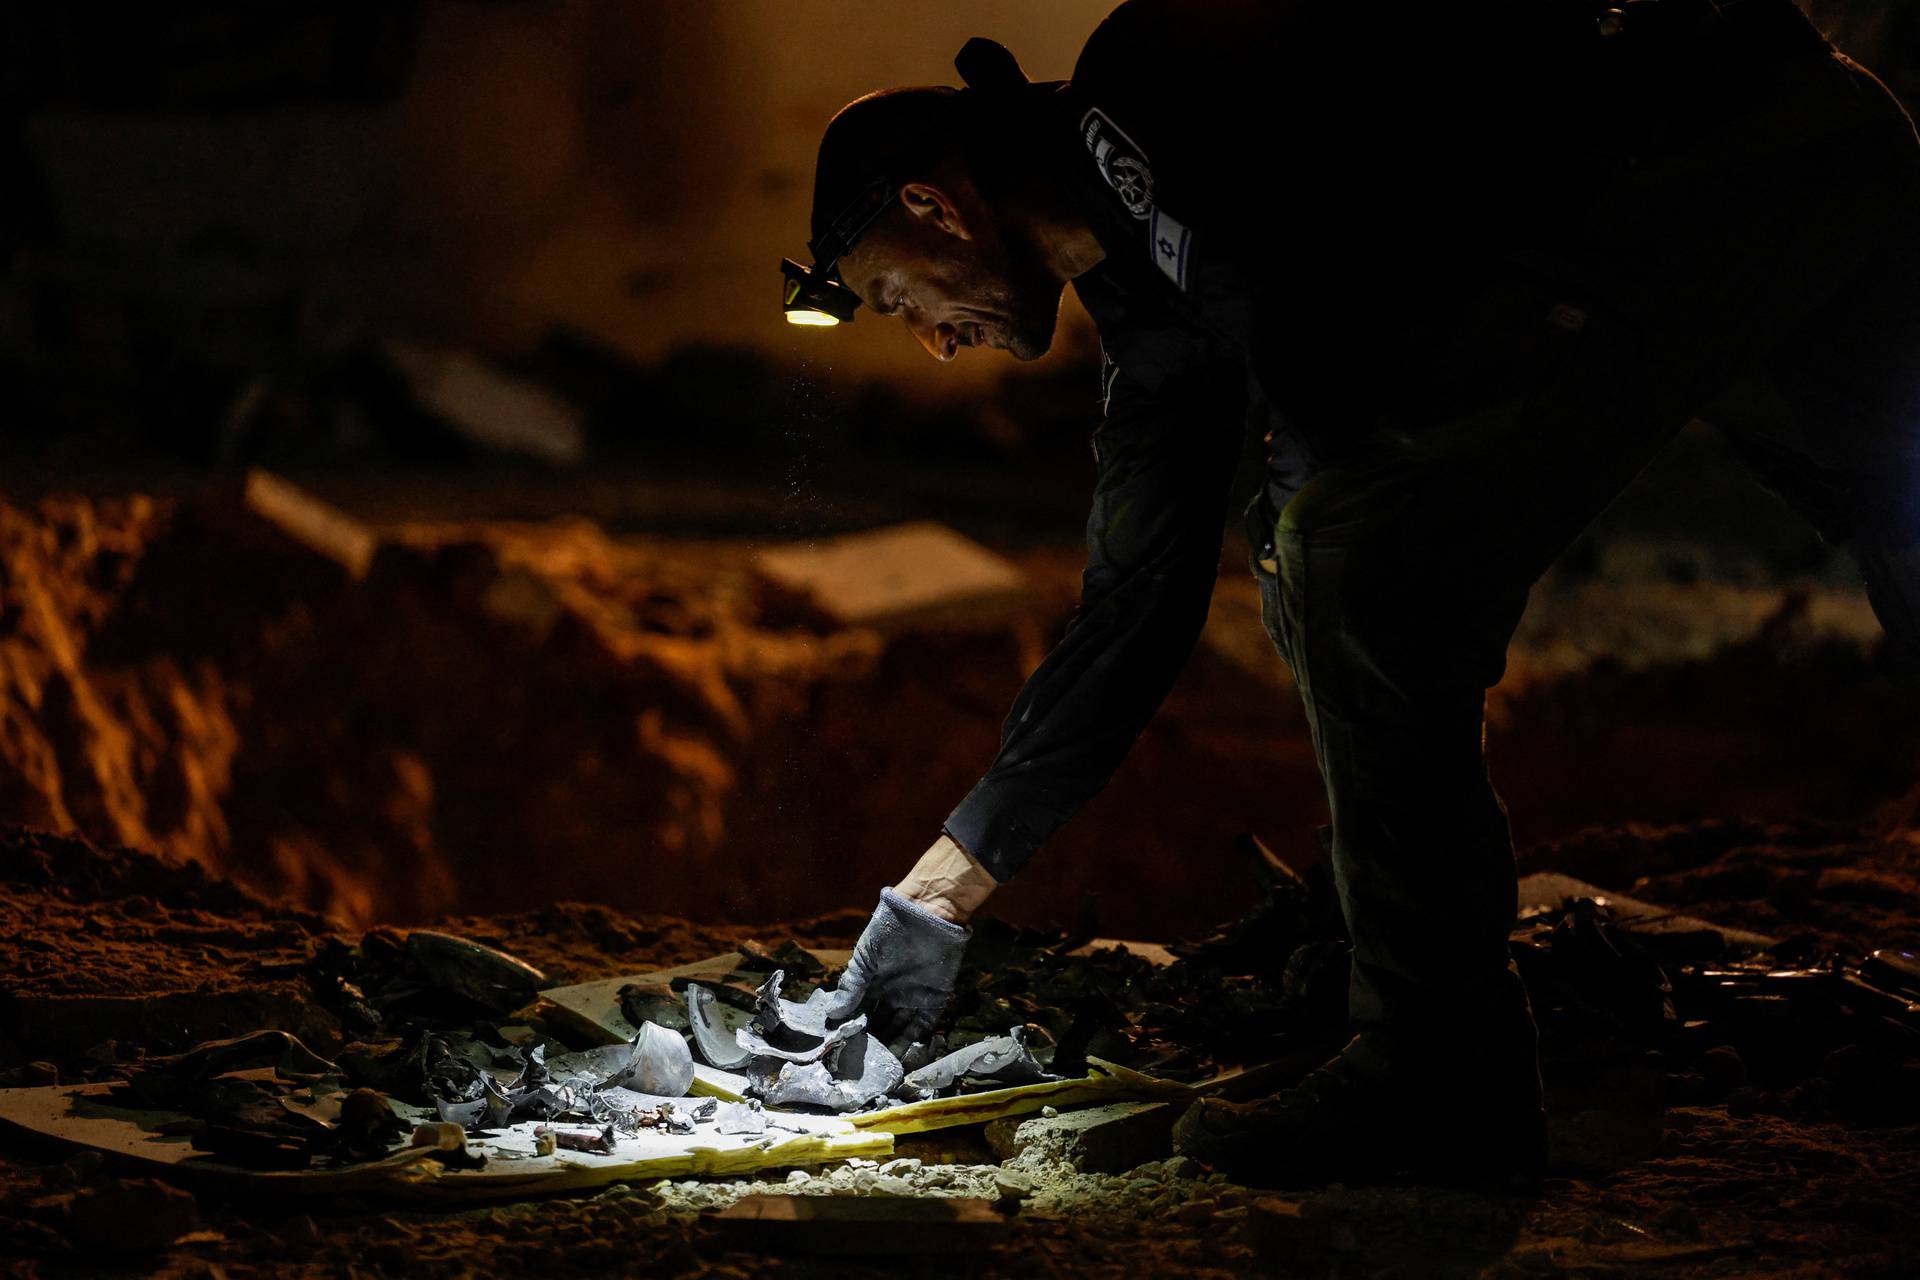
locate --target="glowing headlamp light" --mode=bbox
[781,258,860,326]
[779,177,897,329]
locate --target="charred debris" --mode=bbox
[83,844,1920,1176]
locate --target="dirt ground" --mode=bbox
[2,818,1918,1279]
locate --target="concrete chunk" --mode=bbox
[984,1100,1178,1174]
[753,522,1025,630]
[243,470,375,579]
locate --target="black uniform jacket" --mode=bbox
[944,0,1639,879]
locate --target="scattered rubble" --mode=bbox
[2,822,1919,1276]
[699,968,1056,1114]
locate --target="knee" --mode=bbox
[1276,533,1520,701]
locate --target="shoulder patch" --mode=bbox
[1080,107,1154,220]
[1148,207,1192,291]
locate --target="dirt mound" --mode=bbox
[0,490,906,926]
[0,487,1300,937]
[3,486,1916,941]
[0,495,236,879]
[1522,790,1920,953]
[0,824,335,1064]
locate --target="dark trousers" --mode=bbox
[1253,36,1920,1063]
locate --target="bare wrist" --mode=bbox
[894,834,997,924]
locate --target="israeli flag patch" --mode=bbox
[1149,207,1192,291]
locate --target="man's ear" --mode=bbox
[899,180,973,242]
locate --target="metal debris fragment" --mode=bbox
[725,967,1052,1112]
[752,1060,843,1110]
[898,1028,1050,1100]
[714,1100,768,1136]
[687,983,752,1070]
[752,970,839,1041]
[405,930,547,1016]
[828,1032,906,1106]
[547,1022,693,1096]
[737,1013,869,1065]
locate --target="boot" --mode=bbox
[1172,1035,1545,1188]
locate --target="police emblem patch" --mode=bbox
[1081,107,1154,219]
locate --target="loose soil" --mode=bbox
[2,822,1917,1278]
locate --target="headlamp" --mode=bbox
[781,258,860,326]
[780,176,897,327]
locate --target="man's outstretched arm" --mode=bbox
[941,355,1248,888]
[829,356,1247,1049]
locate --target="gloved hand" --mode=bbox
[821,887,971,1052]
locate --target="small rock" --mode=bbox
[1163,1155,1203,1181]
[878,1158,922,1175]
[994,1170,1035,1200]
[785,1170,810,1185]
[1041,1106,1059,1118]
[874,1176,914,1195]
[1127,1178,1159,1195]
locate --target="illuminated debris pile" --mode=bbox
[928,850,1354,1085]
[683,968,1054,1114]
[414,1023,700,1136]
[315,930,751,1143]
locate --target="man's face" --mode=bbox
[834,180,1065,363]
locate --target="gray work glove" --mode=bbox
[821,888,970,1052]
